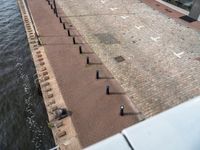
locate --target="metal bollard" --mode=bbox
[106,85,110,95]
[63,23,66,29]
[79,46,82,54]
[67,29,71,36]
[73,37,76,44]
[59,17,62,23]
[96,70,99,79]
[120,105,124,116]
[50,4,53,9]
[53,0,58,17]
[86,56,90,64]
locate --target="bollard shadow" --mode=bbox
[123,112,142,116]
[81,51,94,54]
[90,62,103,65]
[99,77,114,79]
[70,34,81,37]
[109,91,126,95]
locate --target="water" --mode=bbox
[0,0,55,149]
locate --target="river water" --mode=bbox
[0,0,55,149]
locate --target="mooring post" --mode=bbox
[86,56,90,64]
[96,70,99,79]
[106,85,110,95]
[53,0,58,17]
[120,105,124,116]
[79,46,82,54]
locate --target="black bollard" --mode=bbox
[53,0,56,13]
[63,23,66,29]
[86,56,90,64]
[106,85,110,95]
[53,0,58,17]
[50,4,53,9]
[59,17,62,23]
[73,37,76,44]
[120,105,124,116]
[47,0,50,5]
[67,29,71,36]
[79,46,82,54]
[96,70,99,79]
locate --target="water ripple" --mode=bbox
[0,0,55,149]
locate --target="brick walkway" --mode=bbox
[27,0,139,147]
[56,0,200,118]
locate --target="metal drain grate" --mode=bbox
[114,56,125,63]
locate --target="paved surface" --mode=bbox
[144,0,200,31]
[56,0,200,117]
[27,0,139,148]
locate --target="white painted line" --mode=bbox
[135,25,144,30]
[172,51,184,58]
[110,8,118,11]
[150,36,160,42]
[121,16,129,19]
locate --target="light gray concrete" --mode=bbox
[57,0,200,118]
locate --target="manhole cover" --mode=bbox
[114,56,125,63]
[95,33,120,44]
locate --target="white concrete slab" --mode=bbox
[122,96,200,150]
[84,134,131,150]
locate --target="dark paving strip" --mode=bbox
[27,0,139,147]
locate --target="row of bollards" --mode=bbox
[47,0,125,116]
[48,0,58,17]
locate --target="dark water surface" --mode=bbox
[0,0,55,149]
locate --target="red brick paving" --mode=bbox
[27,0,139,147]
